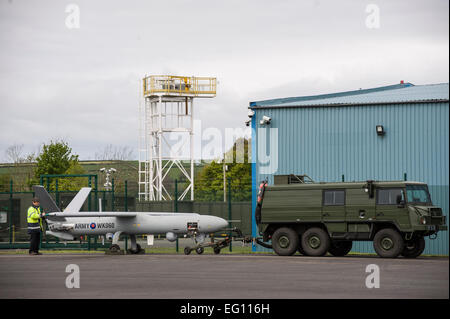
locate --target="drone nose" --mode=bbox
[218,217,228,229]
[199,215,228,232]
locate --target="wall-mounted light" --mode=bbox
[260,115,271,126]
[376,125,385,136]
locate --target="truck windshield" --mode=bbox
[406,185,431,204]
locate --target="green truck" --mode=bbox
[255,175,447,258]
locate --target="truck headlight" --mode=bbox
[419,216,427,225]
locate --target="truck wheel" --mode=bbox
[401,236,425,258]
[272,227,299,256]
[373,228,404,258]
[328,240,352,257]
[301,228,330,256]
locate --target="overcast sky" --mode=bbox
[0,0,448,162]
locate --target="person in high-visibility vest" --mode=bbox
[27,197,45,255]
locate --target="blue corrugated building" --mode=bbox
[250,82,449,255]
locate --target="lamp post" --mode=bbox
[99,168,116,211]
[223,155,228,202]
[100,168,117,191]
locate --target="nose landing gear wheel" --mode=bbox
[184,247,192,255]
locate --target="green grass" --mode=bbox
[0,249,106,255]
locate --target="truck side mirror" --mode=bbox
[396,195,405,207]
[365,180,375,198]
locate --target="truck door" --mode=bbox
[345,187,376,236]
[375,188,410,229]
[322,189,346,232]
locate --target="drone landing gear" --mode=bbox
[127,235,145,254]
[106,231,125,255]
[105,232,144,255]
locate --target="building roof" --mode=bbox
[249,82,449,109]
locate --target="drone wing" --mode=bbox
[64,187,92,213]
[46,212,137,218]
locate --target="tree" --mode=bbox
[0,173,12,192]
[4,144,24,164]
[32,139,86,190]
[195,138,251,202]
[94,144,134,161]
[58,161,88,191]
[34,140,78,178]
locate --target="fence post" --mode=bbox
[404,172,407,181]
[342,174,345,182]
[94,175,98,211]
[228,177,232,252]
[9,180,13,247]
[175,179,179,253]
[55,179,59,207]
[111,178,115,211]
[124,180,128,212]
[88,176,92,211]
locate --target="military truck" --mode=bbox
[255,175,447,258]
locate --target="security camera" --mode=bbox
[110,168,117,173]
[100,168,106,172]
[260,115,271,125]
[247,110,255,118]
[245,119,251,127]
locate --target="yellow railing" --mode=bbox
[143,75,216,96]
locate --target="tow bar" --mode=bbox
[183,227,252,255]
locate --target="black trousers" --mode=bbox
[29,232,41,253]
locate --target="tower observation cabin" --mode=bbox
[138,75,216,201]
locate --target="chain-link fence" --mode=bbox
[0,173,252,252]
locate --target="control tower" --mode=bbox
[138,75,216,201]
